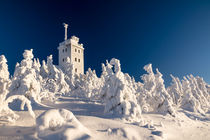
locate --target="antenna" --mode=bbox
[63,23,68,41]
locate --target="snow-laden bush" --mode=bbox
[168,74,210,114]
[36,109,91,140]
[137,64,176,116]
[101,58,142,122]
[40,55,70,96]
[0,55,35,122]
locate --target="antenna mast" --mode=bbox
[63,23,68,41]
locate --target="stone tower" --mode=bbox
[58,23,84,74]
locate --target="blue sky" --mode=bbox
[1,0,210,86]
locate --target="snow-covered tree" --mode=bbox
[9,49,41,102]
[83,68,103,98]
[138,64,176,116]
[62,57,75,89]
[69,67,103,99]
[182,75,209,114]
[0,55,10,93]
[0,82,35,123]
[0,55,35,122]
[101,58,142,122]
[167,75,183,107]
[168,74,210,114]
[41,55,70,95]
[40,60,48,79]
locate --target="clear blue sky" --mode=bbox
[1,0,210,86]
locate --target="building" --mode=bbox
[57,23,84,74]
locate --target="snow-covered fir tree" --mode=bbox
[168,75,210,114]
[138,64,176,116]
[9,49,41,102]
[0,55,10,93]
[41,55,70,95]
[0,55,35,122]
[101,58,142,122]
[62,57,75,89]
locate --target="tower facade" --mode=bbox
[58,24,84,74]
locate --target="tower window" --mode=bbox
[78,59,80,62]
[75,68,77,73]
[75,58,77,62]
[65,48,67,52]
[63,58,64,62]
[75,48,77,52]
[78,50,80,53]
[63,49,64,53]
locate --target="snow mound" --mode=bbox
[107,127,141,140]
[36,109,91,140]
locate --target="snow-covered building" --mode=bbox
[58,23,84,74]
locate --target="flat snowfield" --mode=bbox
[0,96,209,140]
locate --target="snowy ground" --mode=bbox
[0,96,209,140]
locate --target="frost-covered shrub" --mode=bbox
[168,75,210,114]
[36,109,91,139]
[101,58,142,122]
[137,64,176,116]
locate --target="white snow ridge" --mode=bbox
[0,49,209,140]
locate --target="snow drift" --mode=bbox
[36,109,91,140]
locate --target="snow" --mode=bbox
[0,49,210,140]
[36,109,91,140]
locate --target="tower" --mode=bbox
[58,23,84,74]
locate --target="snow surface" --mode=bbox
[0,96,209,140]
[0,49,209,140]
